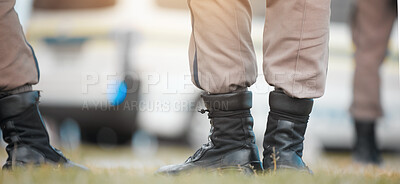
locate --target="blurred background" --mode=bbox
[1,0,399,170]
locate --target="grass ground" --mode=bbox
[0,145,400,184]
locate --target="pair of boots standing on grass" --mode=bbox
[159,0,327,174]
[0,0,386,172]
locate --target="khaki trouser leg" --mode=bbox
[0,0,39,92]
[187,0,257,94]
[349,0,397,120]
[263,0,331,99]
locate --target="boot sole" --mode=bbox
[211,161,263,175]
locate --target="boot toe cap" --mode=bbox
[156,163,194,175]
[63,160,89,170]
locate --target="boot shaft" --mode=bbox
[202,91,252,111]
[202,91,256,148]
[263,90,313,170]
[0,91,50,145]
[264,90,313,151]
[0,90,40,119]
[0,91,63,163]
[157,91,263,174]
[354,120,376,146]
[353,120,382,165]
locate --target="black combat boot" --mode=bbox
[263,90,313,172]
[0,91,87,170]
[353,120,382,165]
[157,91,263,174]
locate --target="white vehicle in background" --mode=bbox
[26,1,141,144]
[23,0,400,154]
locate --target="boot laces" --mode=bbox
[185,109,214,163]
[198,109,209,114]
[185,108,251,163]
